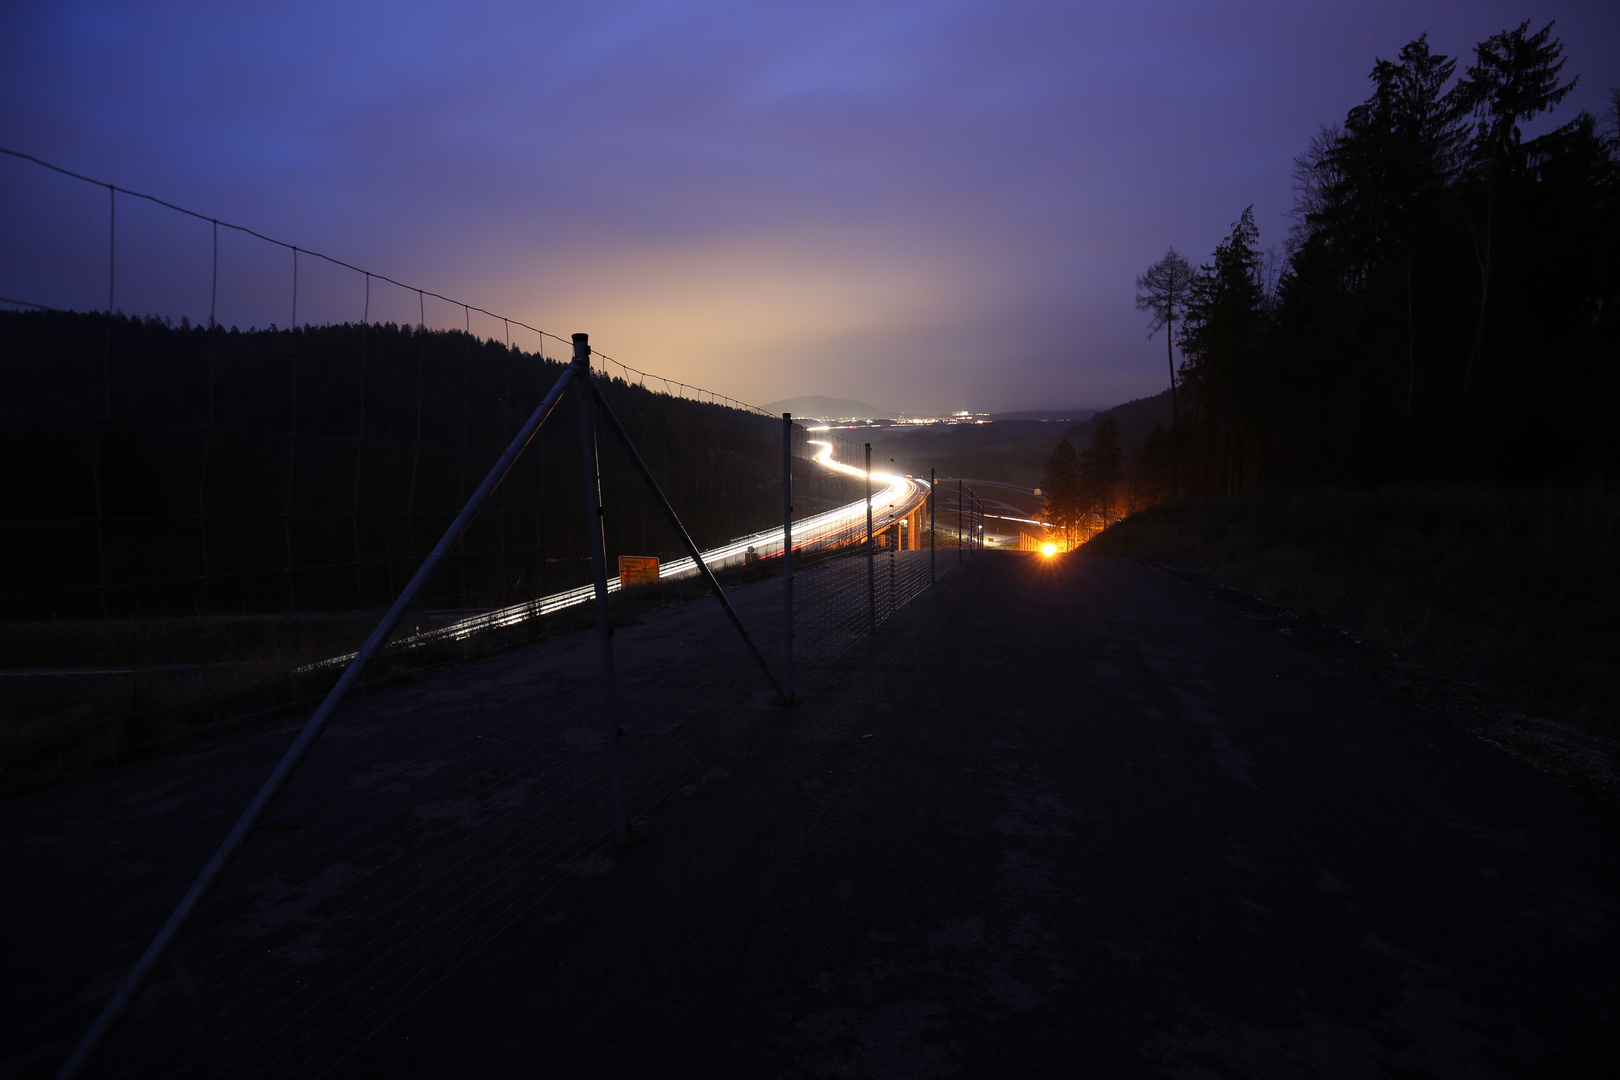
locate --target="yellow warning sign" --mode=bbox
[618,556,660,587]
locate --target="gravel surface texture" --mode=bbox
[351,551,1619,1078]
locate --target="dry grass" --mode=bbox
[0,553,809,792]
[1088,487,1620,734]
[0,605,594,792]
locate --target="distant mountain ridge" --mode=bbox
[992,409,1098,423]
[767,398,1101,422]
[1062,388,1173,450]
[764,395,904,420]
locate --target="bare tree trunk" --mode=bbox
[1191,398,1202,497]
[1167,328,1180,497]
[1220,343,1234,495]
[1464,186,1493,397]
[1405,250,1416,438]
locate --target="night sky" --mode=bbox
[3,1,1617,414]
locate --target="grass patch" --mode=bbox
[0,547,831,796]
[1088,487,1619,735]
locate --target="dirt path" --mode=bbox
[355,551,1617,1078]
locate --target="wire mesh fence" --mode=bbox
[784,425,982,688]
[0,147,988,1078]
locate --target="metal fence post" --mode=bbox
[929,467,935,584]
[572,333,628,845]
[865,442,875,632]
[782,413,793,701]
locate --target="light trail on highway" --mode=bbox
[303,437,933,667]
[442,438,929,635]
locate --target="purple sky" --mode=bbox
[3,2,1617,414]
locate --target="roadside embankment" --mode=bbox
[1088,487,1619,736]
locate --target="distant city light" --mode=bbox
[796,412,991,428]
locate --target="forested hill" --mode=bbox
[0,310,787,618]
[1062,389,1172,456]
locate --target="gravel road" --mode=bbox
[355,550,1618,1078]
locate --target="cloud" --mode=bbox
[3,0,1617,413]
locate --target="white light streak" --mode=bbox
[301,437,931,670]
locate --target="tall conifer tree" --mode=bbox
[1136,249,1195,495]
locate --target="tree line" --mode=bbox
[1048,19,1618,534]
[1040,417,1135,547]
[0,310,786,619]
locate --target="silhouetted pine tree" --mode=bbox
[1040,438,1082,548]
[1180,209,1265,494]
[1135,248,1195,495]
[1159,23,1619,491]
[1079,417,1123,526]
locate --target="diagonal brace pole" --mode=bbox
[57,364,579,1080]
[590,384,787,703]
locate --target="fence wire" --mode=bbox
[0,147,986,1079]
